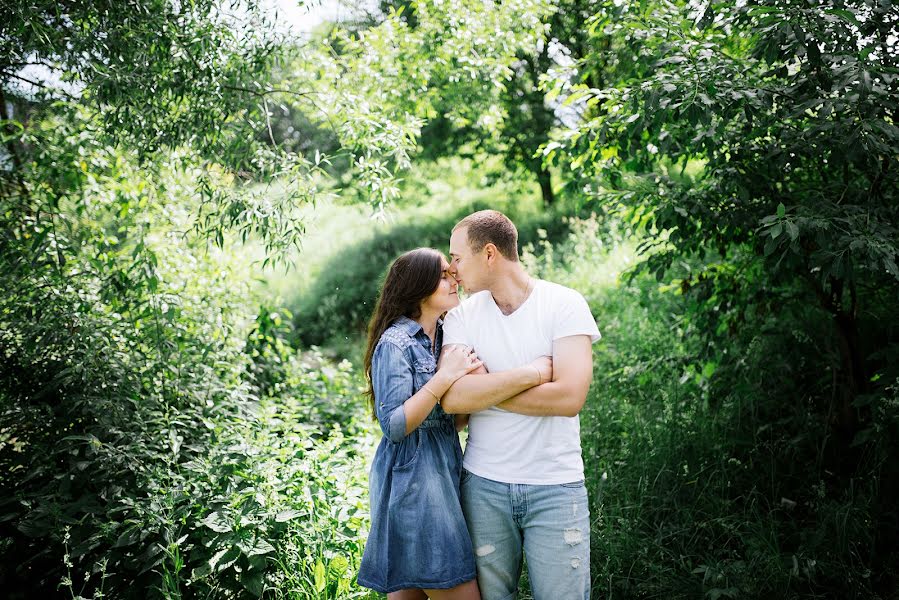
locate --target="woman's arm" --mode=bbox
[374,343,484,440]
[383,344,481,437]
[401,369,457,435]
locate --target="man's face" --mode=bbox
[448,227,486,293]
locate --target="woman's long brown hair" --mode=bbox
[363,248,445,420]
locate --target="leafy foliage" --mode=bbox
[2,0,297,155]
[294,0,552,211]
[0,123,376,597]
[545,0,899,462]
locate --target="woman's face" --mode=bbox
[421,258,459,315]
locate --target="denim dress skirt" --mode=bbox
[357,317,477,593]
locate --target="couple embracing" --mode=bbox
[357,210,601,600]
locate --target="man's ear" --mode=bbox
[484,243,498,264]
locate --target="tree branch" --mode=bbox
[0,71,78,101]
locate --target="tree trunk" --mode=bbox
[811,275,867,442]
[833,308,865,436]
[812,276,868,479]
[537,167,554,206]
[0,88,28,201]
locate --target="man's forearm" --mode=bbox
[496,381,586,417]
[440,366,540,414]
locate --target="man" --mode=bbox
[439,210,600,600]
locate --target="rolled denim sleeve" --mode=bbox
[371,341,412,443]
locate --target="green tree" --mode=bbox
[0,0,328,260]
[497,0,610,206]
[2,0,284,157]
[539,2,899,595]
[550,0,899,438]
[290,0,551,212]
[364,0,571,205]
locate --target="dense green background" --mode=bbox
[1,0,897,598]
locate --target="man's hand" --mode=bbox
[496,335,593,417]
[529,355,552,385]
[439,344,543,414]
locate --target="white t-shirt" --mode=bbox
[442,279,601,484]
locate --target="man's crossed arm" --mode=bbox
[439,335,593,417]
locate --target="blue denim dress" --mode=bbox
[357,316,476,593]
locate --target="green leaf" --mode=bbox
[707,588,740,600]
[241,571,265,597]
[213,545,242,573]
[247,539,275,557]
[201,512,232,533]
[786,221,799,241]
[314,559,327,592]
[884,256,899,279]
[329,554,349,574]
[113,527,140,548]
[192,562,213,580]
[776,203,785,218]
[825,8,862,28]
[850,427,874,447]
[274,509,306,522]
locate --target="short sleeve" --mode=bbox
[442,305,469,347]
[553,289,601,343]
[371,342,412,442]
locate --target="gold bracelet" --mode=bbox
[422,385,441,404]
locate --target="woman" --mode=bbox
[357,247,483,599]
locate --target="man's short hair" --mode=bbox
[454,210,519,261]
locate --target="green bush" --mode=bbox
[291,201,575,349]
[525,215,898,599]
[0,134,378,599]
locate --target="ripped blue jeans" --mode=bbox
[460,469,590,600]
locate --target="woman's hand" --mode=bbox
[402,346,481,436]
[438,345,483,384]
